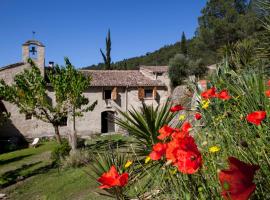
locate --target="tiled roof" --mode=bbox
[140,66,169,73]
[0,62,25,72]
[80,70,166,87]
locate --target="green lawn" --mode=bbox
[0,138,121,199]
[0,141,57,187]
[2,167,111,200]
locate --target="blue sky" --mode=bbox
[0,0,207,68]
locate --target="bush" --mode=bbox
[62,149,92,168]
[51,139,71,165]
[168,54,189,86]
[168,54,207,87]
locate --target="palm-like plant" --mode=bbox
[115,100,177,156]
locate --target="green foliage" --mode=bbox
[51,139,71,165]
[168,54,207,87]
[180,32,188,56]
[168,54,190,86]
[115,100,176,156]
[100,29,112,70]
[220,38,260,70]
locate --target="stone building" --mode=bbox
[0,40,171,140]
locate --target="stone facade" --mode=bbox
[0,40,171,139]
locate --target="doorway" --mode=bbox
[101,111,115,133]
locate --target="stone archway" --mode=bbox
[101,111,115,133]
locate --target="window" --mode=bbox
[144,89,153,98]
[59,116,67,126]
[104,90,112,100]
[25,113,32,120]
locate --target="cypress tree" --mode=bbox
[100,29,112,70]
[180,32,188,56]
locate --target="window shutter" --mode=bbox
[138,87,145,100]
[153,87,157,99]
[111,87,117,100]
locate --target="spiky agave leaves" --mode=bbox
[115,100,177,157]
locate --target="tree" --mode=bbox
[197,0,258,51]
[100,29,112,70]
[180,32,188,56]
[59,58,97,151]
[0,100,9,127]
[0,60,67,143]
[168,54,207,87]
[168,54,190,86]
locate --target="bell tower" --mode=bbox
[22,39,45,75]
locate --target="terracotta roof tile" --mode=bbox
[80,70,166,87]
[0,62,25,72]
[140,66,169,73]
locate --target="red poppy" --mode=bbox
[267,80,270,87]
[265,90,270,97]
[170,105,185,112]
[166,136,202,174]
[246,111,266,126]
[219,157,259,200]
[171,130,189,140]
[158,125,177,140]
[194,113,202,120]
[217,90,231,100]
[149,143,167,160]
[201,87,217,99]
[98,165,129,189]
[181,121,192,132]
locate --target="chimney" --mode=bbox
[48,61,54,68]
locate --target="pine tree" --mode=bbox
[180,32,188,56]
[100,29,112,70]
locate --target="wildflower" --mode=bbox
[145,156,151,164]
[170,105,185,112]
[158,125,177,140]
[181,121,192,132]
[179,114,186,121]
[201,87,216,99]
[124,160,133,169]
[246,111,266,126]
[149,143,167,160]
[268,80,270,86]
[169,168,178,175]
[166,136,202,174]
[194,113,202,120]
[219,157,259,200]
[98,165,129,189]
[217,90,231,100]
[265,90,270,97]
[201,100,210,109]
[209,146,220,153]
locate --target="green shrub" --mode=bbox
[51,139,71,165]
[62,149,92,168]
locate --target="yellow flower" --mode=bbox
[179,114,186,121]
[145,156,151,164]
[169,168,178,175]
[201,100,210,109]
[209,146,221,153]
[124,160,133,168]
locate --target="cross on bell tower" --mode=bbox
[22,34,45,76]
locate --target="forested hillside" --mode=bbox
[84,0,262,70]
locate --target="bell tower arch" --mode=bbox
[22,40,45,75]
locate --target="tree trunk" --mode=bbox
[69,108,77,151]
[53,125,62,144]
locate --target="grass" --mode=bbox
[0,140,57,187]
[0,135,125,199]
[2,167,112,200]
